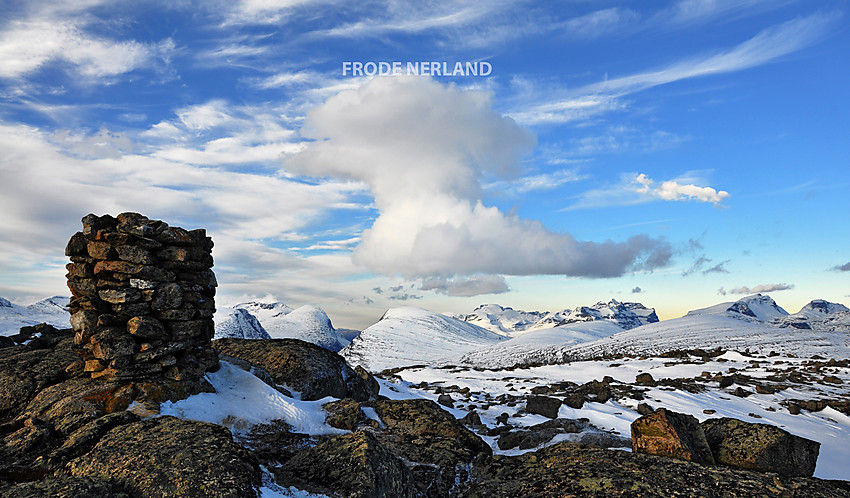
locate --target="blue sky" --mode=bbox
[1,0,848,329]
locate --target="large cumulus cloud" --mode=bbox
[289,76,672,281]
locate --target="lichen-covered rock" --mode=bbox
[213,338,379,401]
[702,417,820,477]
[274,431,417,498]
[631,408,715,464]
[459,442,850,497]
[323,398,369,431]
[66,416,260,497]
[0,475,125,497]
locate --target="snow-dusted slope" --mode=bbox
[341,307,508,372]
[214,308,271,340]
[213,301,349,351]
[459,320,624,368]
[0,296,71,335]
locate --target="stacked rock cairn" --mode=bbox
[65,213,219,383]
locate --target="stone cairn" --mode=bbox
[65,212,219,383]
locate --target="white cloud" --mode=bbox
[288,76,672,279]
[728,283,795,294]
[568,171,728,210]
[634,173,730,205]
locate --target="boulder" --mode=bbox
[274,431,417,498]
[213,338,379,401]
[526,396,561,419]
[702,417,820,477]
[66,416,260,497]
[631,408,715,464]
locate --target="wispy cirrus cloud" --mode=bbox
[514,12,839,125]
[484,168,586,196]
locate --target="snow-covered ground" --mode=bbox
[160,361,346,436]
[387,351,850,480]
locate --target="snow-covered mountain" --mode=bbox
[341,307,508,372]
[0,296,71,335]
[215,308,271,340]
[687,293,789,322]
[214,301,349,351]
[458,300,658,368]
[556,300,659,330]
[456,304,549,336]
[772,299,850,332]
[457,300,658,337]
[548,294,850,363]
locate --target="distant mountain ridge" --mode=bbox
[457,299,659,336]
[0,296,71,335]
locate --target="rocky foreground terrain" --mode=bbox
[1,324,849,497]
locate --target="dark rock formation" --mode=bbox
[525,395,561,419]
[702,417,820,477]
[631,408,715,464]
[65,213,218,386]
[213,338,379,401]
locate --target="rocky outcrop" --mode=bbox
[631,408,715,464]
[702,417,820,477]
[275,431,417,498]
[367,398,491,497]
[65,213,218,386]
[213,338,379,401]
[0,331,79,424]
